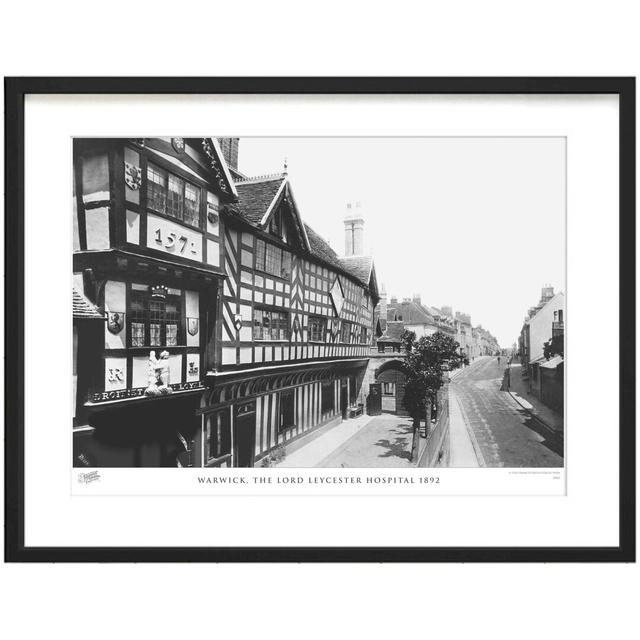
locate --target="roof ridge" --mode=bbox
[235,173,286,185]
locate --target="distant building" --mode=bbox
[519,285,564,411]
[387,295,456,338]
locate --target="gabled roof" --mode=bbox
[390,300,434,325]
[73,288,104,320]
[235,175,311,252]
[232,174,377,295]
[235,175,286,225]
[339,255,373,287]
[379,320,405,344]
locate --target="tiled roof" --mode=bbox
[380,320,405,343]
[73,288,104,320]
[339,255,373,286]
[303,223,345,272]
[392,300,434,324]
[233,175,374,290]
[235,176,285,225]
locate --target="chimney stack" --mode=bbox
[540,285,555,303]
[412,293,422,305]
[216,137,239,171]
[379,283,387,322]
[344,201,365,256]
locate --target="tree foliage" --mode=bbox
[401,330,462,422]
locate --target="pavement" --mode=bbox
[448,390,482,467]
[275,413,417,468]
[449,356,563,467]
[505,362,564,434]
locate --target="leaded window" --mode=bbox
[253,308,289,341]
[146,163,201,228]
[147,164,167,213]
[308,315,326,342]
[255,239,266,272]
[166,174,184,220]
[254,238,291,280]
[265,243,281,276]
[184,182,200,226]
[128,289,182,347]
[281,251,292,279]
[131,322,145,347]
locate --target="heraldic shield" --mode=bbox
[187,317,199,336]
[107,312,125,335]
[124,162,142,190]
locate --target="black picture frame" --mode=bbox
[4,77,635,563]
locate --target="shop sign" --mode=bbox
[90,380,204,403]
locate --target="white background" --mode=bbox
[1,2,638,640]
[26,94,608,547]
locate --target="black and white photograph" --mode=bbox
[6,76,633,563]
[73,136,565,470]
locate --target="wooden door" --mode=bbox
[234,401,256,467]
[368,383,382,415]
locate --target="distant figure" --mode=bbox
[497,356,501,366]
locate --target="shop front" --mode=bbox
[196,359,368,468]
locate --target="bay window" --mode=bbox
[146,162,201,228]
[129,289,182,348]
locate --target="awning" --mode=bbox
[540,355,564,369]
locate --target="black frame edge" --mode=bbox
[4,76,635,563]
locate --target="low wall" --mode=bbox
[418,383,450,467]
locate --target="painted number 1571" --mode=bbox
[154,228,197,255]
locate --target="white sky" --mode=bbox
[236,137,566,348]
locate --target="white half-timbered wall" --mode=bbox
[220,226,373,368]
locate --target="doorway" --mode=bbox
[234,401,256,467]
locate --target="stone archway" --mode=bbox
[374,359,407,415]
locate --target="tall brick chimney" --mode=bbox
[217,137,239,171]
[378,284,387,321]
[344,202,365,256]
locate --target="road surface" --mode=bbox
[450,357,563,467]
[318,415,415,468]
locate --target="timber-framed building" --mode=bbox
[72,137,379,467]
